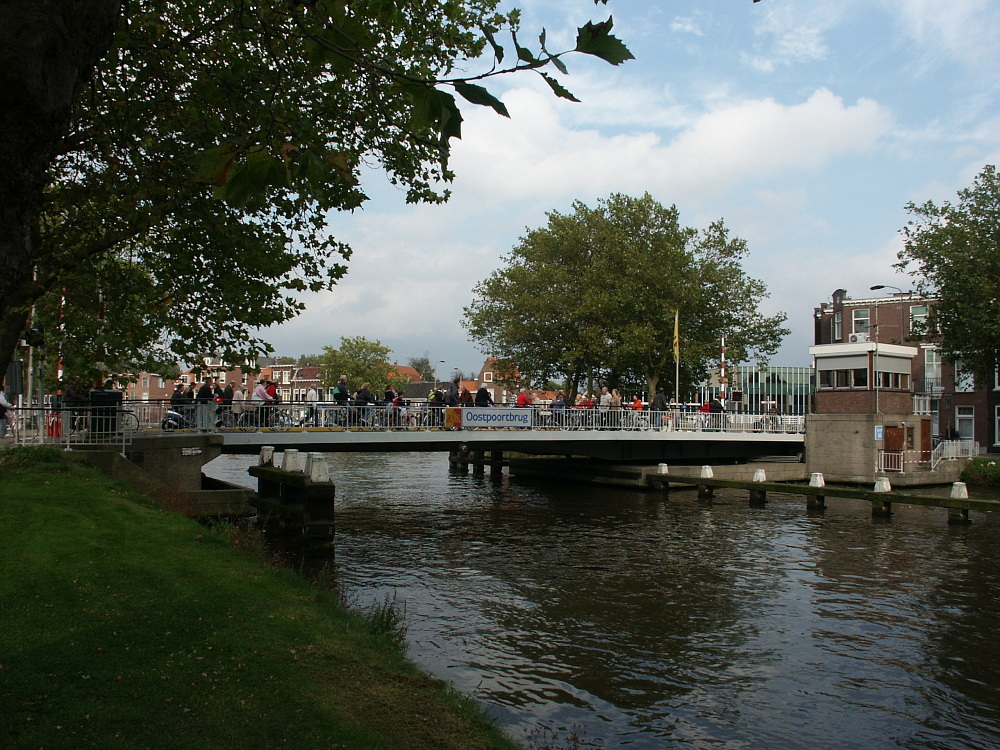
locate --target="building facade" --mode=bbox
[813,288,997,449]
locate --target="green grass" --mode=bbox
[0,447,520,750]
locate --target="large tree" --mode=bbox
[319,335,406,394]
[465,193,788,399]
[897,164,1000,383]
[0,0,635,381]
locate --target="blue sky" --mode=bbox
[261,0,1000,379]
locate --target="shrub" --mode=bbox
[0,444,67,468]
[961,457,1000,487]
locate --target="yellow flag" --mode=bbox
[672,310,679,360]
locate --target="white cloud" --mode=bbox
[670,16,703,37]
[889,0,1000,69]
[743,1,842,71]
[451,87,892,204]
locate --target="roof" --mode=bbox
[389,365,421,382]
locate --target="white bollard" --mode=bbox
[809,472,825,488]
[874,477,892,493]
[281,449,303,473]
[259,446,274,466]
[752,468,766,483]
[658,463,670,474]
[950,481,969,500]
[309,456,331,483]
[701,465,714,479]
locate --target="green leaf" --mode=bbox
[482,26,504,64]
[575,16,635,66]
[193,143,240,186]
[454,82,510,118]
[540,73,580,103]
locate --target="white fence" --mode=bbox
[1,400,806,444]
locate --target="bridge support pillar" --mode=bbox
[749,488,767,506]
[490,451,504,478]
[449,448,469,473]
[697,484,714,499]
[472,450,485,475]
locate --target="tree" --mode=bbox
[897,164,1000,383]
[319,336,407,394]
[464,193,788,399]
[0,0,635,380]
[407,354,437,382]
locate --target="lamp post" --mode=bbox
[870,284,906,342]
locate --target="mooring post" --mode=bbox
[871,476,893,518]
[698,465,714,499]
[657,463,670,497]
[749,468,767,506]
[807,472,826,509]
[948,482,972,525]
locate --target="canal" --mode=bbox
[204,452,1000,749]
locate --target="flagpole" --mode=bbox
[673,309,679,406]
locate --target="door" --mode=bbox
[955,406,975,441]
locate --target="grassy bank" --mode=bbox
[0,446,520,750]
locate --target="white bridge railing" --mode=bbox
[2,400,806,444]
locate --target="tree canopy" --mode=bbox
[0,0,634,383]
[464,193,789,399]
[319,335,407,394]
[897,164,1000,382]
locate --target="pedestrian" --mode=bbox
[252,378,274,427]
[0,380,15,438]
[474,386,494,407]
[651,386,669,429]
[196,378,214,431]
[232,383,247,418]
[306,384,319,426]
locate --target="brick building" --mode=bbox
[812,287,996,448]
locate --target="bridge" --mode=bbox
[8,401,805,463]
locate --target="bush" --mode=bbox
[0,444,67,468]
[961,457,1000,487]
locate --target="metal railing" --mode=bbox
[4,406,138,454]
[2,400,807,442]
[878,449,904,472]
[931,439,979,470]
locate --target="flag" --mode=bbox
[672,310,679,360]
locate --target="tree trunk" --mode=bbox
[0,0,122,370]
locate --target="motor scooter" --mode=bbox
[161,406,195,430]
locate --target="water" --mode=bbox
[204,453,1000,749]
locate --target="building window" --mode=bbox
[909,304,928,335]
[141,375,149,388]
[852,308,870,335]
[956,405,975,441]
[995,406,1000,446]
[954,361,975,393]
[833,312,842,341]
[924,347,941,392]
[484,372,493,382]
[852,368,868,388]
[158,377,166,388]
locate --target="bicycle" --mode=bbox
[119,409,141,434]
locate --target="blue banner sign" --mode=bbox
[461,408,532,429]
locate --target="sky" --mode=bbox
[259,0,1000,380]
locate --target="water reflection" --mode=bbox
[204,453,1000,749]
